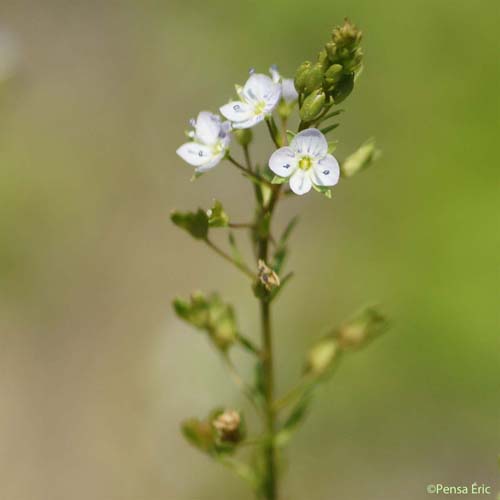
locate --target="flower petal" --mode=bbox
[231,114,264,129]
[281,78,299,103]
[269,65,280,83]
[289,169,312,195]
[242,73,281,107]
[268,147,297,178]
[194,111,221,145]
[291,128,328,159]
[195,152,224,172]
[176,142,213,167]
[220,101,253,123]
[311,154,340,186]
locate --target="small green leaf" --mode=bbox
[207,200,229,228]
[269,272,293,302]
[320,109,344,122]
[271,175,287,185]
[320,123,340,135]
[312,185,332,198]
[280,216,299,245]
[272,216,299,274]
[275,394,311,447]
[170,209,209,239]
[181,418,216,453]
[286,130,296,143]
[228,231,245,267]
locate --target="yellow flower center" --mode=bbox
[298,156,313,171]
[254,101,266,115]
[213,142,224,155]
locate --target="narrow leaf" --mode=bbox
[320,123,340,135]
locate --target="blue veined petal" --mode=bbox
[290,128,328,159]
[311,154,340,186]
[268,147,297,178]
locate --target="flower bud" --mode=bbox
[257,259,280,291]
[305,336,339,377]
[331,19,362,51]
[234,128,253,148]
[336,306,389,350]
[324,64,344,87]
[294,61,311,93]
[317,49,330,70]
[325,41,338,62]
[341,139,380,178]
[212,409,244,444]
[342,48,363,73]
[304,62,324,94]
[330,73,354,104]
[299,89,326,121]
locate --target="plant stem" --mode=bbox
[204,238,256,280]
[265,116,281,148]
[243,145,253,171]
[227,155,271,186]
[229,222,255,229]
[256,186,281,500]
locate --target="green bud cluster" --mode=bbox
[295,19,363,122]
[173,292,238,351]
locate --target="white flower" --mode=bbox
[220,70,281,129]
[176,111,231,172]
[268,128,340,196]
[269,65,299,103]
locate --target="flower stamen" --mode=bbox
[298,156,313,171]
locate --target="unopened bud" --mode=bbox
[213,410,243,443]
[342,48,363,73]
[294,61,311,93]
[234,128,253,148]
[305,336,339,377]
[341,139,380,178]
[324,64,344,87]
[317,49,330,70]
[332,19,362,51]
[299,89,326,121]
[337,307,389,350]
[325,41,338,62]
[258,260,280,291]
[331,73,354,104]
[304,62,324,94]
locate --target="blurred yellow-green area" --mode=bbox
[1,1,499,499]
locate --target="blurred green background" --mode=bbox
[1,0,499,499]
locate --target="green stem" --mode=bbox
[265,116,281,148]
[221,352,263,416]
[229,222,255,229]
[243,144,253,171]
[204,238,256,280]
[227,155,272,187]
[256,186,281,500]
